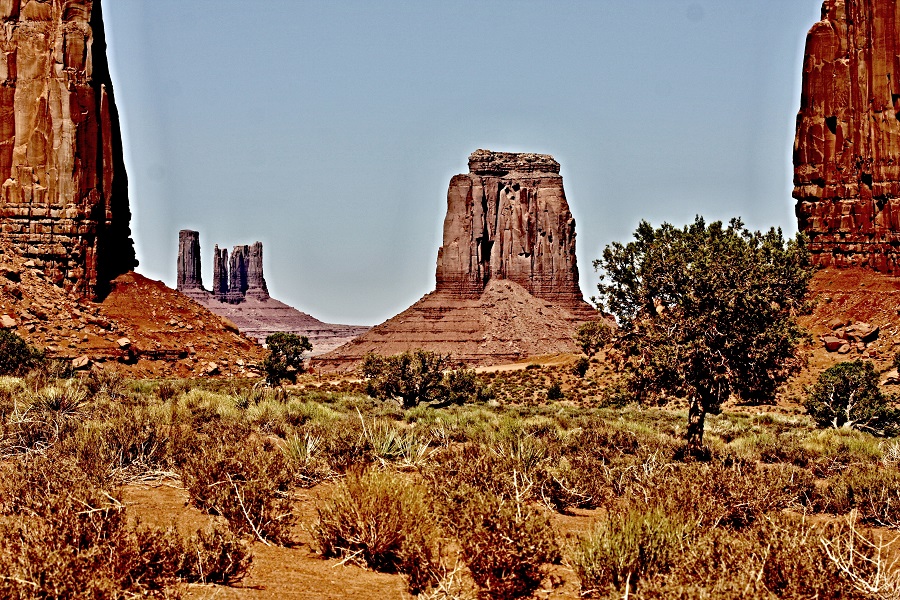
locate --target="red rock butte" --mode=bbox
[795,0,900,272]
[0,0,136,298]
[316,150,599,371]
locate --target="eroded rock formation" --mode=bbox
[0,0,136,297]
[794,0,900,271]
[175,231,367,352]
[437,150,585,310]
[177,230,203,293]
[318,149,599,371]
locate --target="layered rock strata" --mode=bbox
[794,0,900,271]
[0,0,136,297]
[175,231,368,353]
[317,149,599,371]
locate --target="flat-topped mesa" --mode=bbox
[794,0,900,272]
[436,149,584,309]
[0,0,137,298]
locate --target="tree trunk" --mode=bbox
[686,396,707,458]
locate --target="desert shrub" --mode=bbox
[363,350,485,408]
[179,431,294,544]
[0,330,44,376]
[546,381,564,400]
[571,507,688,595]
[314,468,440,594]
[805,360,900,436]
[635,515,862,599]
[263,332,312,385]
[813,466,900,527]
[455,490,558,600]
[0,454,250,598]
[640,461,814,529]
[573,356,590,378]
[179,524,252,584]
[83,366,129,400]
[280,431,331,485]
[575,320,613,358]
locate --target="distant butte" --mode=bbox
[316,149,600,371]
[795,0,900,271]
[176,231,369,354]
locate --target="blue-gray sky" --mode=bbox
[103,0,823,326]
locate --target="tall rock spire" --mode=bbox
[0,0,136,298]
[177,230,203,291]
[245,241,269,300]
[794,0,900,271]
[212,245,229,301]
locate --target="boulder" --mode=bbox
[0,314,15,329]
[72,356,91,370]
[823,336,845,352]
[845,322,879,343]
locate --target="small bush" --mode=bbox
[0,330,44,376]
[547,381,564,400]
[571,507,687,595]
[314,468,440,594]
[455,491,559,599]
[179,431,294,544]
[805,360,900,436]
[573,357,590,378]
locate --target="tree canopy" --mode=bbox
[263,332,312,385]
[595,217,813,454]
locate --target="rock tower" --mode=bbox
[795,0,900,271]
[317,149,599,371]
[176,232,269,304]
[0,0,136,297]
[436,150,585,310]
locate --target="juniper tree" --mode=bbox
[595,217,813,455]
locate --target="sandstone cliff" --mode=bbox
[795,0,900,271]
[0,0,136,297]
[317,150,599,371]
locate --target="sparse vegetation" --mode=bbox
[0,356,898,597]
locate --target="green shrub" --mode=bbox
[455,491,558,599]
[314,468,440,594]
[263,332,312,385]
[571,507,687,595]
[573,356,590,378]
[804,360,900,436]
[0,330,43,376]
[547,381,564,400]
[363,350,484,408]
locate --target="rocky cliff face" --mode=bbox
[795,0,900,271]
[436,150,585,309]
[0,0,136,297]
